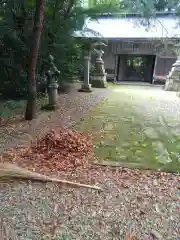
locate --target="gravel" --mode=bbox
[0,84,179,239]
[0,167,179,240]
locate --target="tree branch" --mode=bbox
[64,0,75,20]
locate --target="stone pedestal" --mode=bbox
[42,82,59,110]
[165,59,180,91]
[48,82,59,107]
[79,83,92,92]
[79,55,92,92]
[91,74,107,88]
[90,55,107,88]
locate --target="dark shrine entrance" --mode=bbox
[117,54,156,83]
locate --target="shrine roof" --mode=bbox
[74,15,180,39]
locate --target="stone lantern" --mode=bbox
[90,42,108,88]
[164,44,180,92]
[73,27,107,92]
[42,55,60,110]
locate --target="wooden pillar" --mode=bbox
[118,55,126,81]
[145,56,154,83]
[152,56,158,84]
[114,55,119,82]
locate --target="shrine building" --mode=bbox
[76,12,180,84]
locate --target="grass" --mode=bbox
[0,97,48,119]
[0,100,26,118]
[75,84,180,173]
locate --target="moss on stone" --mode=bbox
[75,85,180,173]
[91,80,108,88]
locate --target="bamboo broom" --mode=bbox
[0,163,102,190]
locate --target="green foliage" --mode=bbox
[41,0,86,88]
[0,0,34,98]
[154,0,179,11]
[0,99,25,117]
[0,0,85,98]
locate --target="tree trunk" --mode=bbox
[25,0,45,120]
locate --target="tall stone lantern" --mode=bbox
[164,44,180,92]
[73,27,106,92]
[90,42,108,88]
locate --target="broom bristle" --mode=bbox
[0,163,102,190]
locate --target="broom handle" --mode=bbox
[0,163,102,190]
[45,177,102,190]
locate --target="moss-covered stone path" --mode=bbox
[76,84,180,172]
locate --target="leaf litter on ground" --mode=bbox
[5,128,93,174]
[0,127,179,239]
[2,127,179,192]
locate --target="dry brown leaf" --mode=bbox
[124,232,136,240]
[11,128,93,173]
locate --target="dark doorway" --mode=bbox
[117,54,156,83]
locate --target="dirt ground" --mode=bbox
[0,84,179,240]
[0,84,110,153]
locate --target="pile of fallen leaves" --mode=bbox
[13,128,93,173]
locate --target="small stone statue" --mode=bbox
[43,55,60,110]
